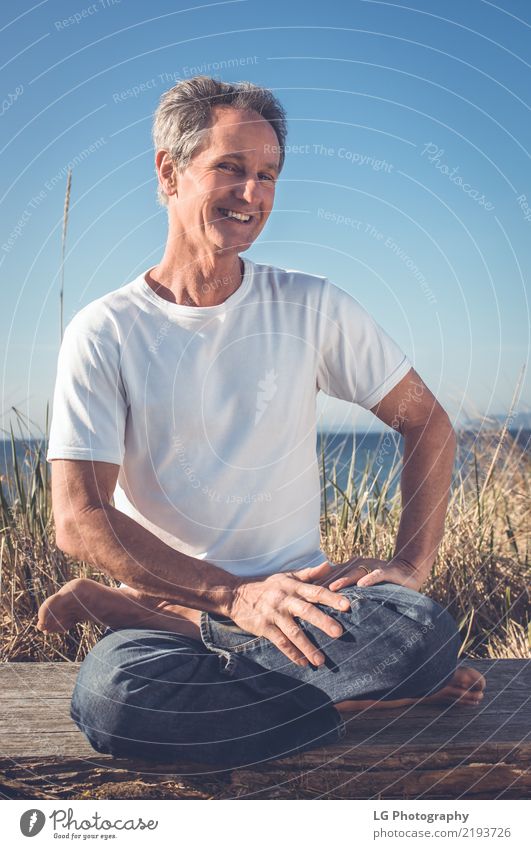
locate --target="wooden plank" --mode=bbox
[0,663,79,694]
[1,734,98,758]
[1,702,529,741]
[0,659,529,801]
[1,660,530,751]
[1,735,529,763]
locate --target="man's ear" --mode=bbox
[156,150,178,198]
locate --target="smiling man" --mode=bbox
[41,76,485,767]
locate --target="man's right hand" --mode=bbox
[227,561,351,667]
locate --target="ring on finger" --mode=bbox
[358,564,373,575]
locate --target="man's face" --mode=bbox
[169,106,280,254]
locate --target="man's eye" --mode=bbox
[218,163,236,172]
[259,173,275,182]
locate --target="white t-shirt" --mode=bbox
[46,258,411,577]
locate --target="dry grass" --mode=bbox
[1,413,529,662]
[322,427,530,660]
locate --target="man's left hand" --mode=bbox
[327,557,426,593]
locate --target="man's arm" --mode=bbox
[52,458,242,611]
[329,367,456,592]
[52,459,349,666]
[373,368,456,578]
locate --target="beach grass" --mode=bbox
[1,409,529,662]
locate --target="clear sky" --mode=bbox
[1,0,530,437]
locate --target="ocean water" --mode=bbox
[1,430,529,509]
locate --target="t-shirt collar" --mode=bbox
[138,257,254,317]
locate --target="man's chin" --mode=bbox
[209,228,258,254]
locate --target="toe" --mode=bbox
[447,683,484,700]
[453,688,484,706]
[455,665,487,692]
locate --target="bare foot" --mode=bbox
[37,578,95,633]
[37,578,202,640]
[335,666,486,714]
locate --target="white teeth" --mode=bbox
[220,208,252,222]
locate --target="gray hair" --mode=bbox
[151,76,288,207]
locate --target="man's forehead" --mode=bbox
[210,108,278,139]
[191,108,280,168]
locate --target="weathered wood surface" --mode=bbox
[0,659,529,799]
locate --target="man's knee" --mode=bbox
[402,593,461,695]
[70,642,114,755]
[71,630,142,755]
[413,592,460,649]
[70,628,206,758]
[349,584,462,697]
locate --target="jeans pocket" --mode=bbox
[200,611,266,654]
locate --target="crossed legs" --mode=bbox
[38,577,485,716]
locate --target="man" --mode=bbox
[40,76,485,767]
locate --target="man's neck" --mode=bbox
[145,251,244,308]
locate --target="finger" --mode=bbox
[326,559,379,590]
[328,565,367,592]
[298,581,351,612]
[264,624,311,667]
[328,565,383,590]
[355,567,387,588]
[275,616,326,666]
[290,597,344,639]
[328,578,355,591]
[294,560,333,583]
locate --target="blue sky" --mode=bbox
[1,0,530,436]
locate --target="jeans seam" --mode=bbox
[199,611,236,674]
[336,717,347,739]
[231,636,266,653]
[328,703,347,740]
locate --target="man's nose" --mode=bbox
[233,176,261,206]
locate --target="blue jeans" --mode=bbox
[70,581,461,768]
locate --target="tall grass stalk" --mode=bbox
[59,169,72,344]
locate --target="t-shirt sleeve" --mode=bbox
[46,321,128,465]
[316,280,412,409]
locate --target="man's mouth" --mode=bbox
[217,207,254,224]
